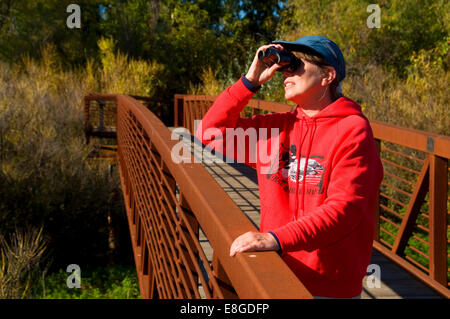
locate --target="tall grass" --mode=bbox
[344,50,449,135]
[86,37,165,97]
[0,227,48,299]
[0,40,165,297]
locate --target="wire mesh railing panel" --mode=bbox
[378,142,431,269]
[115,94,312,299]
[117,102,224,299]
[87,100,116,129]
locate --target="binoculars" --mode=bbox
[258,48,302,72]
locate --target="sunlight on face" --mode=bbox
[281,59,327,105]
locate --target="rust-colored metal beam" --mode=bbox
[374,138,381,242]
[373,241,450,298]
[392,156,430,255]
[370,120,450,159]
[428,155,448,285]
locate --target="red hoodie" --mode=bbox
[196,78,383,298]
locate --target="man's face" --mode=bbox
[281,58,327,105]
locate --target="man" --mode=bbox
[196,36,383,298]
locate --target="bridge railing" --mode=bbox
[174,94,450,298]
[84,94,312,299]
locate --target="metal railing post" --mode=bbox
[428,154,448,285]
[97,99,106,130]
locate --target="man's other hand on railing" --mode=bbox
[229,231,280,257]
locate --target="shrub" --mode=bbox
[86,37,165,97]
[40,265,140,299]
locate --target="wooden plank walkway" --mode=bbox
[173,129,443,299]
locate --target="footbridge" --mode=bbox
[84,93,449,299]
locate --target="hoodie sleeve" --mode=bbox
[270,119,383,253]
[195,77,262,167]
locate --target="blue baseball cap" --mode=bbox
[272,36,346,82]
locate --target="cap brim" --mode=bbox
[272,40,325,58]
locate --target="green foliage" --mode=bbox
[280,0,448,74]
[0,0,102,65]
[150,0,224,92]
[98,0,153,59]
[188,66,225,95]
[0,1,288,103]
[40,265,140,299]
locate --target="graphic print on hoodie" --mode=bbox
[195,78,383,298]
[272,143,325,187]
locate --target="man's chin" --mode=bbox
[285,92,301,105]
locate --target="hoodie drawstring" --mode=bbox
[300,118,317,213]
[294,117,318,220]
[293,118,305,220]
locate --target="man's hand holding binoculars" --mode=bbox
[245,44,285,87]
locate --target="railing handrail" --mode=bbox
[87,93,313,298]
[370,120,450,159]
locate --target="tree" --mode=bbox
[278,0,449,75]
[0,0,102,66]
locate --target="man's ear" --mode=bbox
[321,66,336,86]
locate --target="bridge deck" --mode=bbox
[174,129,442,299]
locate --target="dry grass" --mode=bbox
[344,57,449,135]
[0,41,165,297]
[85,37,165,96]
[0,227,48,299]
